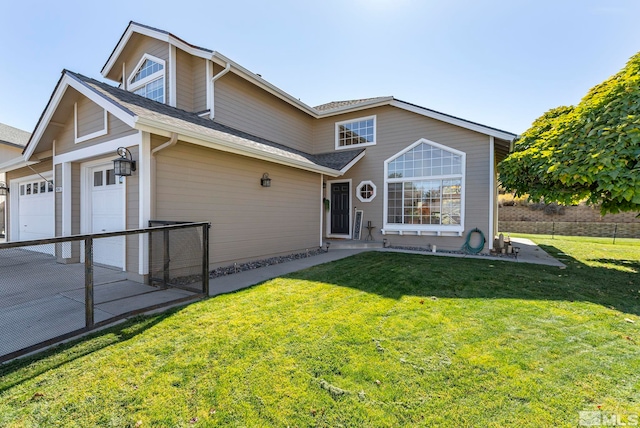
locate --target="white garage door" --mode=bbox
[18,179,55,241]
[90,165,125,269]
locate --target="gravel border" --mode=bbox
[210,248,325,278]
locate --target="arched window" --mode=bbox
[383,138,465,235]
[127,54,165,103]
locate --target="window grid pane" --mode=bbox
[131,59,163,83]
[338,118,374,147]
[387,142,462,226]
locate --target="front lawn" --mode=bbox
[1,236,638,427]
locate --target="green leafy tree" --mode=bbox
[500,52,640,214]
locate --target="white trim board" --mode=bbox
[74,102,108,144]
[54,132,142,165]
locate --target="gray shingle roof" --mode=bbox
[0,123,30,147]
[68,71,363,172]
[314,97,393,113]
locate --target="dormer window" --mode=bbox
[127,54,165,103]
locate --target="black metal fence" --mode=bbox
[0,221,210,362]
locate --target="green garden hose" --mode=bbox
[461,228,486,254]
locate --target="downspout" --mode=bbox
[150,132,179,224]
[209,62,231,120]
[151,132,179,156]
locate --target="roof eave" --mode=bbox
[24,72,137,162]
[134,116,343,177]
[101,22,213,80]
[390,100,517,141]
[212,52,318,117]
[0,156,38,173]
[315,97,395,118]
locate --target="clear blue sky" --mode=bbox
[1,0,639,135]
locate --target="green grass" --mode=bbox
[1,236,639,427]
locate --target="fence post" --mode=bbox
[613,223,617,245]
[163,229,170,286]
[148,229,153,286]
[202,223,210,295]
[85,237,94,328]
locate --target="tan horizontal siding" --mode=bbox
[193,58,207,112]
[7,159,53,181]
[154,141,320,267]
[76,97,105,137]
[122,34,169,87]
[316,105,492,250]
[214,72,313,152]
[175,48,194,112]
[0,145,22,164]
[55,95,136,155]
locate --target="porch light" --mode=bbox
[260,173,271,187]
[0,182,8,195]
[113,147,136,177]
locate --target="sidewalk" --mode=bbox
[209,249,365,296]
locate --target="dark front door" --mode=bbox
[331,183,350,235]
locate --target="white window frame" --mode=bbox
[356,180,377,202]
[127,53,166,103]
[382,138,466,236]
[335,115,376,150]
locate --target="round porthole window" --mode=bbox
[356,180,376,202]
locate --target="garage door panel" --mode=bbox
[17,179,55,255]
[90,166,125,269]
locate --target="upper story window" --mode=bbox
[128,54,165,103]
[335,115,376,150]
[384,138,466,234]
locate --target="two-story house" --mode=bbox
[4,21,516,282]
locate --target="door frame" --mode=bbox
[80,157,126,270]
[325,178,352,239]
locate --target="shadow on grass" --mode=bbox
[0,308,179,392]
[287,248,639,316]
[585,258,640,272]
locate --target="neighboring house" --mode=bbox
[2,21,516,281]
[0,123,30,237]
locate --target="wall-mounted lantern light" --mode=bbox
[0,182,8,196]
[260,173,271,187]
[113,147,136,177]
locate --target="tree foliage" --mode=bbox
[499,52,640,214]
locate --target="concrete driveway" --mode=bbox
[0,248,197,360]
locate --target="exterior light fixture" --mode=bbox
[324,241,331,252]
[260,173,271,187]
[113,147,136,177]
[0,182,9,196]
[514,247,520,261]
